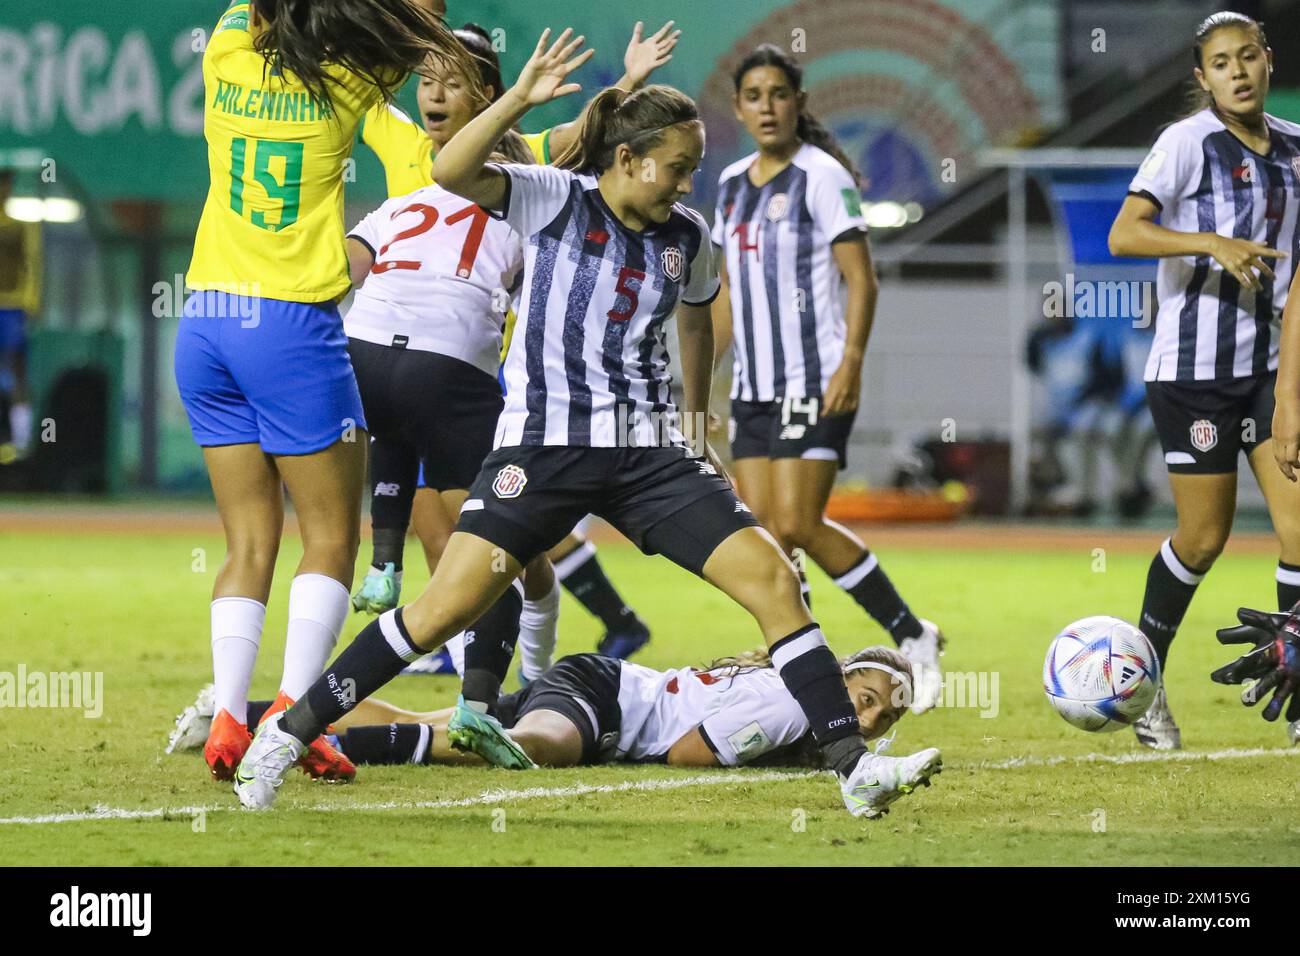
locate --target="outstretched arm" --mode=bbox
[545,21,680,161]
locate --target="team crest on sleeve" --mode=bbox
[661,246,684,281]
[1190,419,1218,453]
[491,464,528,499]
[766,193,789,221]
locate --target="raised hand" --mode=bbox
[512,28,596,107]
[624,20,681,88]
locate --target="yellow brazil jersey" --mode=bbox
[187,2,388,302]
[358,101,434,198]
[358,102,553,199]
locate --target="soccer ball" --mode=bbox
[1043,616,1160,732]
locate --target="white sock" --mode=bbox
[518,578,561,680]
[280,573,349,700]
[211,597,265,722]
[445,631,466,678]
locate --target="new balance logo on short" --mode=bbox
[735,501,751,513]
[374,482,401,497]
[779,425,806,440]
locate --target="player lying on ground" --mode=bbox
[1107,11,1300,749]
[170,645,938,817]
[233,28,942,818]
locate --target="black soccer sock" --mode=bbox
[832,552,922,643]
[771,624,865,777]
[1278,561,1300,613]
[554,541,639,632]
[368,438,419,571]
[279,607,424,744]
[336,723,431,766]
[245,699,273,728]
[1139,538,1208,673]
[460,583,524,715]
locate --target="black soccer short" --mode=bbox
[1145,371,1275,475]
[729,397,857,470]
[456,444,759,574]
[348,338,502,490]
[495,653,623,764]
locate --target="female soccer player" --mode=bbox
[234,28,941,818]
[173,0,472,781]
[351,20,679,662]
[174,646,937,816]
[711,45,944,712]
[1108,11,1300,749]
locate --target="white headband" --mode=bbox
[844,661,913,705]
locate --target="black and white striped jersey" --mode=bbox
[1129,108,1300,382]
[712,143,867,402]
[486,163,720,448]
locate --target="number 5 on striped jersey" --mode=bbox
[608,266,646,323]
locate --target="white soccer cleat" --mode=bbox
[1288,719,1298,747]
[233,714,306,810]
[1133,682,1181,750]
[165,683,216,754]
[840,747,942,818]
[898,619,945,714]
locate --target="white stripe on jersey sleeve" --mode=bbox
[490,163,577,236]
[801,146,867,241]
[698,671,810,767]
[1129,112,1208,210]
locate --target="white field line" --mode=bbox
[971,745,1300,770]
[0,770,819,826]
[0,746,1294,827]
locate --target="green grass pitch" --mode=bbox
[1,522,1297,866]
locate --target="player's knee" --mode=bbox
[1174,531,1228,571]
[226,538,279,577]
[772,511,818,551]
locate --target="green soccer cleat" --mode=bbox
[446,695,537,769]
[351,562,401,614]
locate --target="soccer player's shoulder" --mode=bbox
[666,203,711,245]
[717,152,758,189]
[794,142,854,182]
[1265,112,1300,140]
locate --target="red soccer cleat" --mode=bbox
[204,708,251,782]
[260,690,355,783]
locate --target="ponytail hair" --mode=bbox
[1179,11,1269,119]
[733,43,861,186]
[557,84,700,175]
[250,0,482,114]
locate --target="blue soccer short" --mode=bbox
[174,290,366,455]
